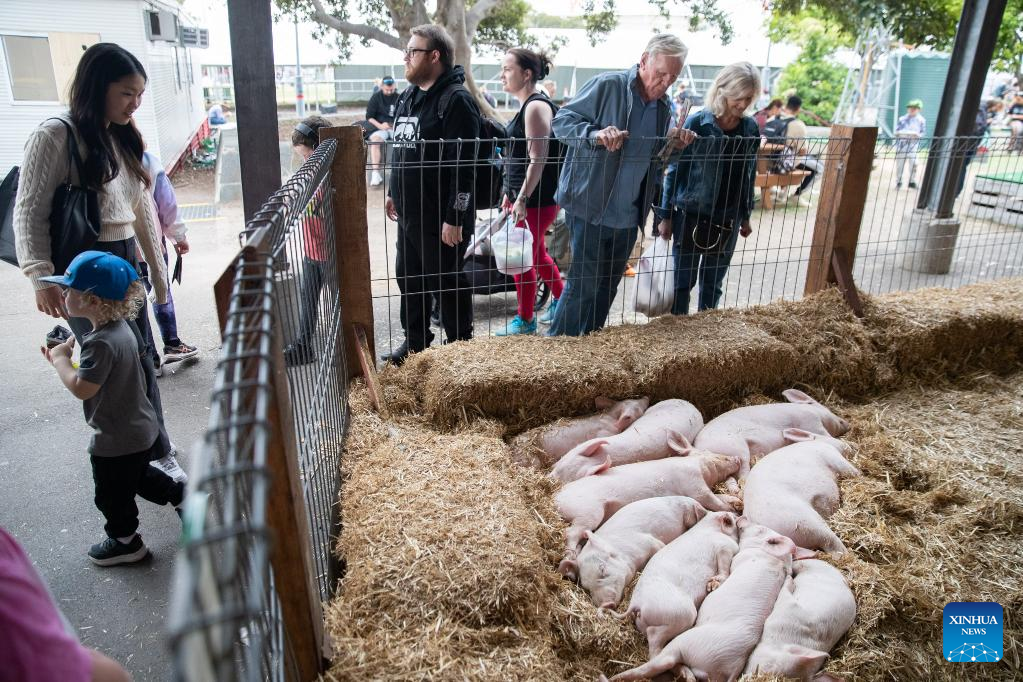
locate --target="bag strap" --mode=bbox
[44,117,86,186]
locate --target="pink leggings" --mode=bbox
[512,204,564,320]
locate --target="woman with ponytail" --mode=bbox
[14,42,185,481]
[494,47,565,336]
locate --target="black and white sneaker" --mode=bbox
[88,535,149,566]
[150,445,188,483]
[163,342,199,363]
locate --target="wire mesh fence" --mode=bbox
[367,129,1023,357]
[168,140,346,681]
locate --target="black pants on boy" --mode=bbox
[395,221,472,350]
[91,439,185,539]
[66,238,172,461]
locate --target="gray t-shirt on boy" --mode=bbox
[76,320,158,457]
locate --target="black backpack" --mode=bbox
[0,166,18,267]
[762,115,797,173]
[436,83,506,211]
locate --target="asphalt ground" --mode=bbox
[0,170,244,680]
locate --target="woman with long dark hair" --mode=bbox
[494,47,564,336]
[14,42,185,481]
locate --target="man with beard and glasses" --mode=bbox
[382,24,480,365]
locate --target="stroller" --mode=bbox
[462,210,551,312]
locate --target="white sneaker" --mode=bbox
[151,451,188,483]
[370,171,383,187]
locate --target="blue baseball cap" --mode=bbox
[38,250,139,300]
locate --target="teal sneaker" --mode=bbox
[538,299,559,325]
[494,315,537,336]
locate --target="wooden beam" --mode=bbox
[804,125,878,297]
[227,0,282,221]
[321,126,375,381]
[264,269,327,682]
[830,248,864,318]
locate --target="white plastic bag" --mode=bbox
[491,216,534,276]
[631,237,676,317]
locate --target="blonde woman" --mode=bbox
[656,62,762,314]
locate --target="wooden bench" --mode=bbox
[756,142,811,209]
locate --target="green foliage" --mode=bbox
[991,0,1023,78]
[476,0,532,54]
[769,0,960,48]
[277,0,735,65]
[775,17,848,122]
[528,12,586,29]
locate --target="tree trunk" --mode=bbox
[854,43,875,121]
[447,7,503,121]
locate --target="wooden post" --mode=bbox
[265,316,327,681]
[241,235,327,681]
[320,126,375,381]
[804,125,878,297]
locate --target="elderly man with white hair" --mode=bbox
[547,33,696,337]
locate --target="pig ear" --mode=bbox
[782,427,815,443]
[782,388,815,405]
[793,545,818,560]
[558,557,579,580]
[594,396,615,410]
[580,439,609,457]
[784,645,829,676]
[584,530,617,556]
[736,516,752,530]
[666,431,693,456]
[587,454,613,477]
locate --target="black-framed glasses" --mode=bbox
[403,47,432,59]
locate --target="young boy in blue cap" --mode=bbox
[39,251,185,566]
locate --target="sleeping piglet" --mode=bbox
[622,511,740,656]
[609,519,814,682]
[555,450,740,577]
[744,558,856,680]
[567,496,706,609]
[693,389,850,490]
[510,396,650,469]
[743,429,860,555]
[551,399,704,483]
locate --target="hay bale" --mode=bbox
[408,335,639,432]
[382,279,1023,430]
[323,617,569,681]
[864,280,1023,390]
[336,425,557,629]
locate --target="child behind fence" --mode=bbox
[39,251,185,567]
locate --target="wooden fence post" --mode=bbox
[320,126,374,381]
[247,235,328,681]
[804,125,878,310]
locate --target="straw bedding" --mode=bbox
[324,280,1023,681]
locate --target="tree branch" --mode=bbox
[308,0,404,49]
[466,0,506,35]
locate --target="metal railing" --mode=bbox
[365,129,1023,356]
[168,139,346,681]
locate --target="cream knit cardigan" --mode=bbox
[13,117,168,304]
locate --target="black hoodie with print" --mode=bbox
[388,65,481,232]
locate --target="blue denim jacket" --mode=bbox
[552,65,674,228]
[658,110,760,227]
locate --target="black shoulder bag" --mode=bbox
[48,118,100,273]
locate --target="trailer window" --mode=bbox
[2,35,58,101]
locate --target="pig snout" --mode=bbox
[825,413,851,437]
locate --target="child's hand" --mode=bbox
[41,336,76,364]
